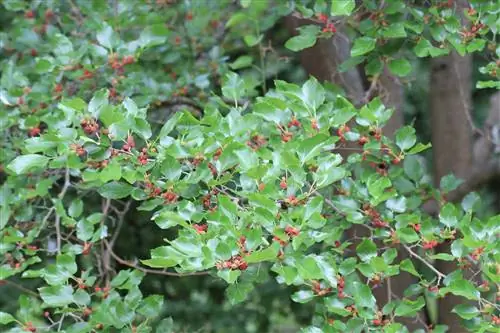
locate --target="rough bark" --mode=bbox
[285,14,424,331]
[429,51,474,331]
[284,15,365,105]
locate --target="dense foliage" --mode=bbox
[0,0,499,332]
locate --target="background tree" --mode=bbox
[0,1,499,333]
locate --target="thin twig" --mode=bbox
[452,61,483,136]
[109,200,131,248]
[55,168,71,254]
[402,243,446,283]
[4,280,40,298]
[363,74,380,104]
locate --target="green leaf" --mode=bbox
[0,312,16,324]
[400,259,420,277]
[88,89,109,117]
[440,174,463,192]
[243,34,263,47]
[226,282,254,305]
[394,296,425,317]
[356,239,377,262]
[153,210,188,229]
[141,258,178,268]
[452,304,480,320]
[331,0,355,16]
[100,159,122,182]
[407,142,432,154]
[222,72,245,102]
[285,25,319,52]
[442,279,479,300]
[7,154,49,175]
[429,253,455,261]
[217,269,241,284]
[97,23,117,49]
[137,295,164,317]
[302,76,325,111]
[156,317,174,333]
[230,55,253,70]
[245,243,280,263]
[351,282,376,308]
[291,290,315,303]
[285,34,317,51]
[397,228,419,243]
[395,126,416,151]
[98,182,134,199]
[297,134,329,164]
[439,203,458,228]
[296,257,323,280]
[39,285,74,307]
[35,57,55,73]
[382,23,407,38]
[388,58,412,77]
[351,37,376,57]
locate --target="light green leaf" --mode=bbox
[356,239,377,262]
[39,285,74,307]
[0,312,16,324]
[331,0,355,16]
[226,282,254,305]
[97,23,116,49]
[388,58,412,77]
[351,37,376,57]
[395,126,416,151]
[395,296,425,317]
[98,182,134,199]
[7,154,49,175]
[400,259,420,277]
[452,304,480,320]
[291,290,315,303]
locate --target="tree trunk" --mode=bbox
[285,14,424,331]
[429,51,473,331]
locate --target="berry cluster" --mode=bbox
[108,54,135,71]
[213,147,223,160]
[247,134,267,150]
[312,280,332,296]
[337,275,345,299]
[237,236,249,255]
[162,190,178,204]
[28,126,41,137]
[79,69,94,81]
[80,118,99,135]
[215,255,248,271]
[138,148,149,165]
[87,160,109,169]
[284,226,300,237]
[287,117,301,128]
[422,239,439,250]
[316,12,336,33]
[362,203,388,228]
[70,144,86,157]
[322,23,337,33]
[470,246,484,261]
[280,177,287,189]
[337,125,350,142]
[193,223,208,234]
[358,136,369,146]
[202,189,218,211]
[123,135,135,151]
[23,322,36,332]
[311,118,319,130]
